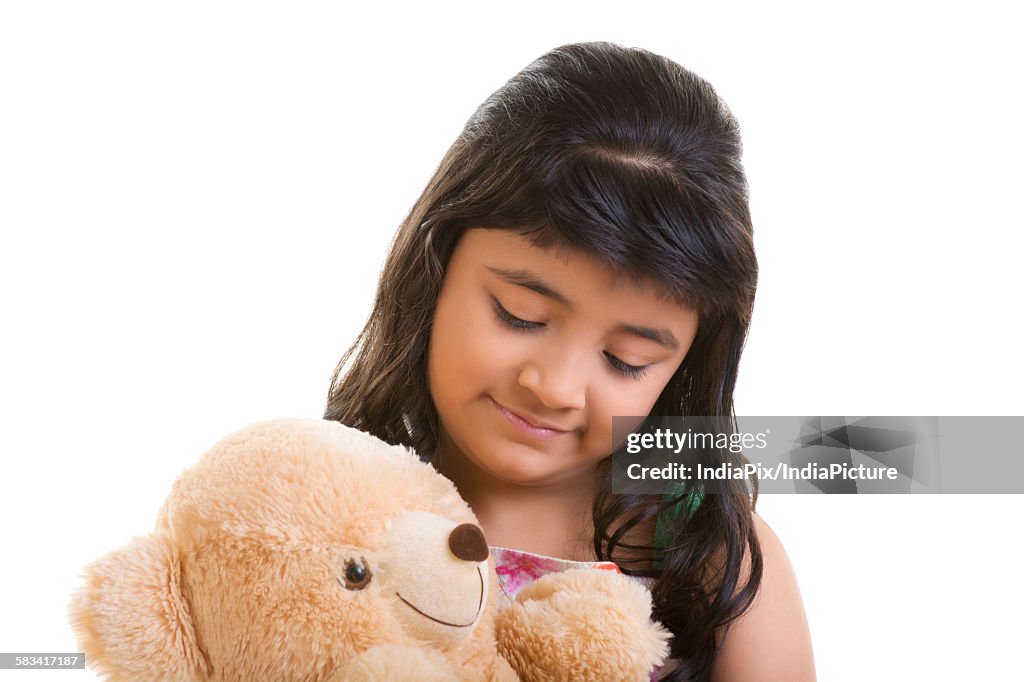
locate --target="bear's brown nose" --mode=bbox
[448,523,489,562]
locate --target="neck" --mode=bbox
[436,436,601,562]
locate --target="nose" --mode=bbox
[448,523,489,562]
[517,345,588,411]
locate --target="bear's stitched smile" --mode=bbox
[396,565,484,628]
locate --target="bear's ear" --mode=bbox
[68,531,209,681]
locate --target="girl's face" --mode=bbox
[428,228,700,488]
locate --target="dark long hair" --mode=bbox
[324,41,761,681]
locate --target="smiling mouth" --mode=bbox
[396,565,484,628]
[489,396,571,436]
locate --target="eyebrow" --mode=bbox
[486,266,574,308]
[485,265,682,351]
[616,323,681,351]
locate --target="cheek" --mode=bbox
[427,318,462,407]
[592,380,668,421]
[582,384,670,454]
[428,298,507,400]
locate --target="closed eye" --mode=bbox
[604,352,650,380]
[491,296,543,330]
[492,295,651,380]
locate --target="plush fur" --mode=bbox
[69,418,669,680]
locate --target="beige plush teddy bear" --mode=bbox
[69,419,669,680]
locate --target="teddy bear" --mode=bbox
[69,418,669,680]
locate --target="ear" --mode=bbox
[68,531,209,681]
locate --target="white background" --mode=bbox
[2,2,1021,680]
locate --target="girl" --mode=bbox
[325,41,814,681]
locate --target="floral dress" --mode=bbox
[490,545,623,606]
[489,546,670,680]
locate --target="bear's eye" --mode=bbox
[340,559,372,591]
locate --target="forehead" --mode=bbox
[451,227,695,311]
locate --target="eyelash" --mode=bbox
[604,353,650,380]
[490,297,650,380]
[491,297,542,331]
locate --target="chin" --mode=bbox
[483,450,596,488]
[479,454,553,484]
[467,442,559,484]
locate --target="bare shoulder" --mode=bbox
[711,512,817,681]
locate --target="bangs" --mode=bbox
[491,145,752,322]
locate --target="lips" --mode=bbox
[489,397,572,437]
